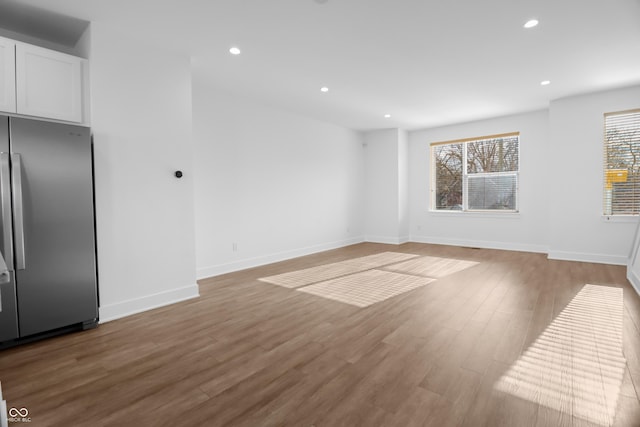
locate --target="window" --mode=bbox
[604,109,640,215]
[431,133,519,212]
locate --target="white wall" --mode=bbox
[193,70,365,278]
[398,129,410,240]
[409,110,550,253]
[362,128,410,244]
[548,85,640,265]
[90,22,198,321]
[363,129,401,243]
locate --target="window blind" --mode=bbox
[604,109,640,215]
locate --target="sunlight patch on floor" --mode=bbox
[494,284,625,426]
[258,252,419,288]
[297,269,435,307]
[260,253,480,307]
[382,255,479,278]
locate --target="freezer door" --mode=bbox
[0,116,18,342]
[10,117,97,337]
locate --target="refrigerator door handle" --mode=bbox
[0,152,13,270]
[11,153,25,270]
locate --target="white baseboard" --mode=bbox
[365,235,411,245]
[413,235,627,266]
[197,237,365,279]
[99,284,200,323]
[627,267,640,296]
[547,250,627,266]
[410,235,548,254]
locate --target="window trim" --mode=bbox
[430,132,520,213]
[430,132,520,147]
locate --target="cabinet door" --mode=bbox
[0,37,16,114]
[15,43,83,123]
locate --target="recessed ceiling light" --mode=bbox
[384,114,391,118]
[540,80,551,86]
[229,46,241,55]
[320,87,329,93]
[524,19,539,28]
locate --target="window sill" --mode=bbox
[429,210,521,220]
[602,215,639,223]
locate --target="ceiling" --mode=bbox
[4,0,640,131]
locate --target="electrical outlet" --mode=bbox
[232,242,238,252]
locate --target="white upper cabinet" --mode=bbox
[0,37,16,114]
[15,42,83,123]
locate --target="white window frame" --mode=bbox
[430,132,520,213]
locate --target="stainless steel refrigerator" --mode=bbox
[0,115,98,346]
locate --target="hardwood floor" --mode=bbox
[1,242,640,426]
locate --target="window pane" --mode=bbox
[434,143,463,210]
[467,137,519,173]
[604,110,640,215]
[467,174,517,210]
